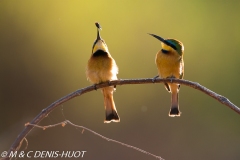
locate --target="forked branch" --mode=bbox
[4,78,240,160]
[25,120,164,160]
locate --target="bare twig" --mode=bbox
[26,120,164,160]
[5,78,240,160]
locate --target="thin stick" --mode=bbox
[26,120,164,160]
[5,78,240,160]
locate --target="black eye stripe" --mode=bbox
[165,41,177,50]
[171,44,177,50]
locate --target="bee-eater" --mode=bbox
[86,22,120,123]
[148,33,184,117]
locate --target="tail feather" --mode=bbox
[169,84,181,117]
[102,87,120,123]
[105,109,120,123]
[169,107,180,117]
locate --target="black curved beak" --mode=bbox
[148,33,176,50]
[95,22,102,40]
[148,33,165,43]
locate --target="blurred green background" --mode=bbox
[0,0,240,160]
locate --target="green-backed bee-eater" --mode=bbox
[86,22,120,123]
[149,33,184,117]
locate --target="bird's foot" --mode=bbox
[107,80,116,89]
[93,84,97,90]
[167,76,175,83]
[152,75,159,83]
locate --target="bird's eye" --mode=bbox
[172,45,177,50]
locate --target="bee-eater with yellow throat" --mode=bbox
[86,22,120,123]
[148,33,184,117]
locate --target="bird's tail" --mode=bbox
[102,87,120,123]
[169,84,181,117]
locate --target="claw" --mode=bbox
[94,84,97,90]
[107,81,116,88]
[152,75,159,83]
[168,76,175,83]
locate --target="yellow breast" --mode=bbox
[86,55,118,84]
[155,50,183,79]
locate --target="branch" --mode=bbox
[25,120,164,160]
[5,78,240,160]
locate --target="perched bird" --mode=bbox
[86,22,120,123]
[148,33,184,117]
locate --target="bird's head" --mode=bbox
[92,22,109,54]
[148,33,184,56]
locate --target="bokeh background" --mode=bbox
[1,1,240,160]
